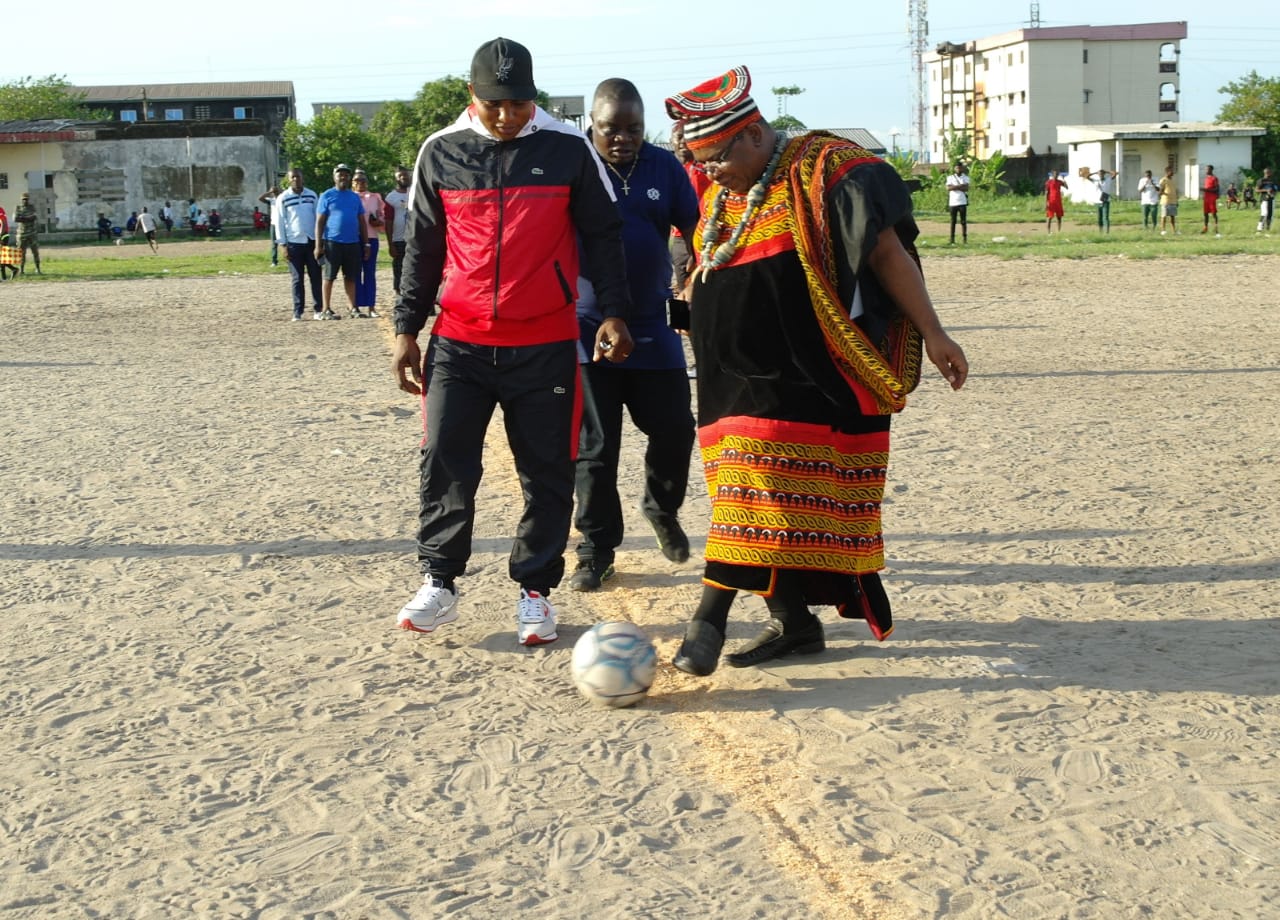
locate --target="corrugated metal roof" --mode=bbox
[783,127,887,151]
[75,82,295,101]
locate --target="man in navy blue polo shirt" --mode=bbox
[569,78,700,591]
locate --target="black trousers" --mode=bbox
[285,241,322,315]
[418,336,579,594]
[573,364,695,565]
[389,240,407,294]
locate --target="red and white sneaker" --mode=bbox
[516,589,558,646]
[397,576,459,633]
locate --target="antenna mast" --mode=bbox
[908,0,929,155]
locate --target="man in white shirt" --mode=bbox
[1092,168,1116,233]
[1137,170,1160,230]
[946,161,969,244]
[383,166,411,296]
[136,207,159,253]
[276,168,324,321]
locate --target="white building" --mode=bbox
[925,21,1188,162]
[1057,122,1265,201]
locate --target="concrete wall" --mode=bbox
[1,134,277,231]
[1065,136,1254,201]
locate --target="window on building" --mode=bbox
[1020,91,1026,103]
[1084,90,1093,104]
[165,108,183,121]
[1009,133,1015,146]
[0,173,7,189]
[1021,131,1028,145]
[120,110,138,123]
[983,58,989,71]
[1019,50,1025,63]
[1159,82,1177,113]
[194,105,211,120]
[1007,53,1013,66]
[233,106,254,119]
[1083,50,1089,64]
[45,175,53,189]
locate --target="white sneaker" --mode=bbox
[367,308,381,318]
[397,576,459,633]
[516,589,558,646]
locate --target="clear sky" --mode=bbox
[6,0,1275,155]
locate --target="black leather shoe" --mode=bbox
[724,619,825,668]
[646,513,690,563]
[672,621,725,676]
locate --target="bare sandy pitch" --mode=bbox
[2,255,1277,918]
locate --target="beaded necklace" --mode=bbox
[696,137,786,283]
[605,157,639,195]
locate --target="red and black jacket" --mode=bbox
[394,106,630,345]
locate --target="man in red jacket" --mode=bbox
[392,36,633,646]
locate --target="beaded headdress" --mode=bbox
[664,66,763,151]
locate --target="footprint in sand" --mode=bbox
[1053,749,1105,784]
[255,832,343,877]
[549,825,607,873]
[1201,821,1276,864]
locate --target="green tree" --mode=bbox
[1217,70,1280,169]
[770,114,807,132]
[0,75,108,121]
[370,75,472,169]
[370,76,556,170]
[942,129,972,164]
[281,106,395,190]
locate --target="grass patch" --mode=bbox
[915,196,1279,260]
[7,237,278,282]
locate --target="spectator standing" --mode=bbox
[382,166,411,296]
[352,169,384,317]
[390,37,633,645]
[1158,166,1178,235]
[161,201,175,236]
[946,160,969,244]
[1044,171,1067,233]
[669,120,712,293]
[568,78,699,592]
[259,184,281,265]
[136,207,160,253]
[14,193,41,275]
[1138,170,1160,230]
[277,168,325,321]
[187,199,199,234]
[1256,167,1277,233]
[1201,165,1220,236]
[315,164,369,319]
[1091,169,1115,233]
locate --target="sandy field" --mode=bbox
[1,249,1278,919]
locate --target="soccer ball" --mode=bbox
[571,621,657,708]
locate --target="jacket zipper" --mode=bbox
[492,142,505,320]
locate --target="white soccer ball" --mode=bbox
[571,621,657,708]
[114,239,122,246]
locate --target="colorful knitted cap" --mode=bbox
[664,66,763,151]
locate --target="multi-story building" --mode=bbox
[925,22,1188,163]
[75,82,296,142]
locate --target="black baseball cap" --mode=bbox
[470,37,537,102]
